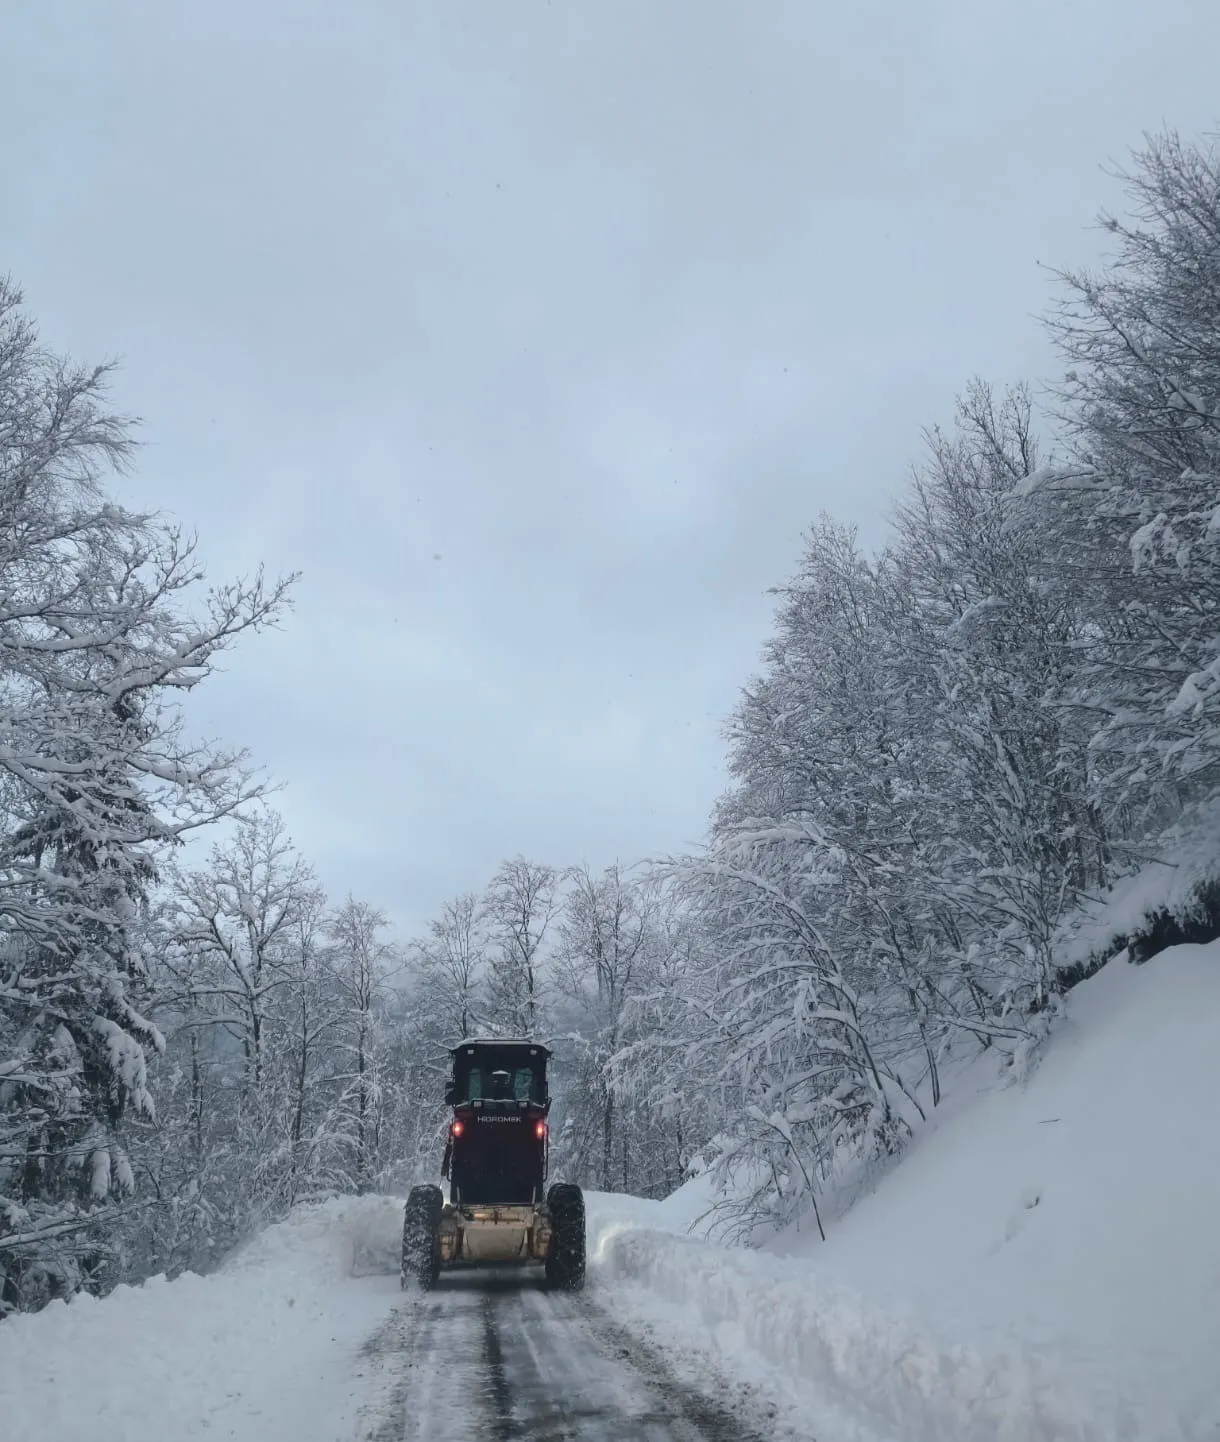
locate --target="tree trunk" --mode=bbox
[290,992,308,1203]
[601,1086,614,1193]
[357,1024,368,1194]
[189,1026,204,1164]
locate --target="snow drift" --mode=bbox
[593,1223,1140,1442]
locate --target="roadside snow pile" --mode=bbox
[298,1191,403,1278]
[589,941,1220,1441]
[0,1195,404,1442]
[594,1224,1137,1442]
[227,1191,405,1280]
[584,1187,668,1238]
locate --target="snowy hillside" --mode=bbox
[770,939,1220,1424]
[601,942,1220,1440]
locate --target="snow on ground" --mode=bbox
[590,1211,1132,1442]
[4,944,1216,1442]
[773,941,1220,1435]
[0,1195,406,1442]
[588,941,1220,1441]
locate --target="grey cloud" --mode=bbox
[6,0,1219,927]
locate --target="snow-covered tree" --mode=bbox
[410,891,486,1043]
[0,282,291,1311]
[276,888,342,1204]
[324,897,396,1194]
[172,810,322,1094]
[552,863,651,1191]
[891,381,1102,1015]
[482,857,558,1038]
[1036,130,1220,854]
[671,387,1106,1235]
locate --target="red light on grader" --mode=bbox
[451,1120,464,1138]
[535,1121,547,1140]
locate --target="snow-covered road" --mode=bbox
[358,1268,774,1442]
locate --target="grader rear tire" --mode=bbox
[401,1185,443,1290]
[544,1182,586,1292]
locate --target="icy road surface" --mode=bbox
[358,1268,780,1442]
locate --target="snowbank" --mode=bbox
[0,1195,405,1442]
[593,1223,1145,1442]
[587,942,1220,1441]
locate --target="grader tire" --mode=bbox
[401,1185,443,1290]
[544,1182,586,1292]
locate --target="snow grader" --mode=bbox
[400,1039,586,1291]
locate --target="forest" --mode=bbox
[4,126,1220,1314]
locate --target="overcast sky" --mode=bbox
[6,1,1220,931]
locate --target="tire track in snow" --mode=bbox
[357,1267,784,1442]
[357,1289,492,1442]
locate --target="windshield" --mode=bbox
[453,1060,543,1103]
